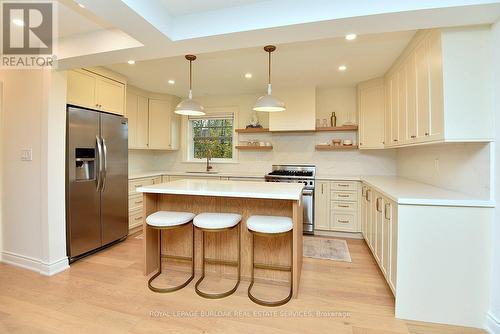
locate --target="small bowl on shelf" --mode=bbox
[332,139,342,146]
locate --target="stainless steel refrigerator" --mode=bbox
[66,106,128,263]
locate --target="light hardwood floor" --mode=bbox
[0,234,485,334]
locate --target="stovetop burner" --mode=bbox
[268,170,314,177]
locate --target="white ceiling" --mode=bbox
[58,0,112,39]
[58,0,500,71]
[106,30,415,97]
[159,0,265,17]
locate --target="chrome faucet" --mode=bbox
[206,148,213,172]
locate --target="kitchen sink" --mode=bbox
[185,171,219,175]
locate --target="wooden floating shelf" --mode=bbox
[236,145,273,151]
[235,128,270,133]
[315,145,359,151]
[315,125,358,132]
[235,125,358,133]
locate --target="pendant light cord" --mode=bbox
[268,50,271,86]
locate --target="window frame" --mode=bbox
[185,107,238,163]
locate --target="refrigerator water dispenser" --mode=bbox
[75,148,95,181]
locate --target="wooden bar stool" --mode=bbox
[247,215,293,307]
[193,213,242,299]
[146,211,196,293]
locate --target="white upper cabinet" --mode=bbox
[269,87,316,131]
[381,27,493,148]
[358,78,385,149]
[126,89,149,149]
[67,68,126,116]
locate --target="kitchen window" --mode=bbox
[187,110,236,162]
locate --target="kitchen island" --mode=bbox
[137,179,304,297]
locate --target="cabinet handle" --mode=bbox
[393,139,398,142]
[382,141,385,144]
[384,203,391,220]
[360,143,363,146]
[134,200,143,204]
[321,183,324,194]
[337,184,349,187]
[338,220,350,224]
[361,186,366,197]
[425,132,429,136]
[411,135,416,139]
[338,204,350,208]
[366,189,371,202]
[338,194,349,198]
[134,184,143,188]
[134,217,143,221]
[376,197,382,212]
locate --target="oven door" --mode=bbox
[302,188,314,235]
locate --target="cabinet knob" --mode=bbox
[425,132,429,136]
[393,139,398,142]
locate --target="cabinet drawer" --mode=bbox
[331,213,357,232]
[331,201,357,212]
[330,181,358,191]
[331,191,357,202]
[129,178,154,195]
[129,194,144,211]
[129,209,144,229]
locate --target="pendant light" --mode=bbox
[253,45,285,112]
[175,55,205,116]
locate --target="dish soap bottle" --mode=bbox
[330,112,337,127]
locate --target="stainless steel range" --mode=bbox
[265,165,316,235]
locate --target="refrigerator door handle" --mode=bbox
[101,137,108,191]
[96,135,103,191]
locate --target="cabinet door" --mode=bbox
[148,99,172,150]
[428,32,444,140]
[361,186,369,240]
[67,70,96,109]
[382,199,391,277]
[415,40,430,140]
[374,194,384,264]
[367,188,375,251]
[358,81,385,149]
[390,72,400,145]
[136,95,149,149]
[126,92,138,148]
[96,77,125,115]
[389,199,398,293]
[314,181,330,230]
[398,66,407,145]
[384,79,392,147]
[406,53,418,142]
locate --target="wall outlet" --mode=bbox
[21,149,32,161]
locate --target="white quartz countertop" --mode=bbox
[361,176,495,208]
[137,179,304,200]
[129,170,265,180]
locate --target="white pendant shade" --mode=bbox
[175,98,205,116]
[253,94,285,112]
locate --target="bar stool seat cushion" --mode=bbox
[194,213,242,230]
[146,211,195,228]
[247,215,293,234]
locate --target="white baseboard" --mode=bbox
[313,230,364,239]
[1,251,69,276]
[486,312,500,334]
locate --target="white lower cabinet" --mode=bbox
[362,187,398,295]
[314,180,360,233]
[127,176,161,231]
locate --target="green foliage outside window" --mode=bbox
[192,118,233,159]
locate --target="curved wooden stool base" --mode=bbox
[148,223,195,293]
[194,224,241,299]
[247,230,293,307]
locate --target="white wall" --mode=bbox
[487,20,500,334]
[133,87,397,176]
[0,69,68,275]
[397,142,492,199]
